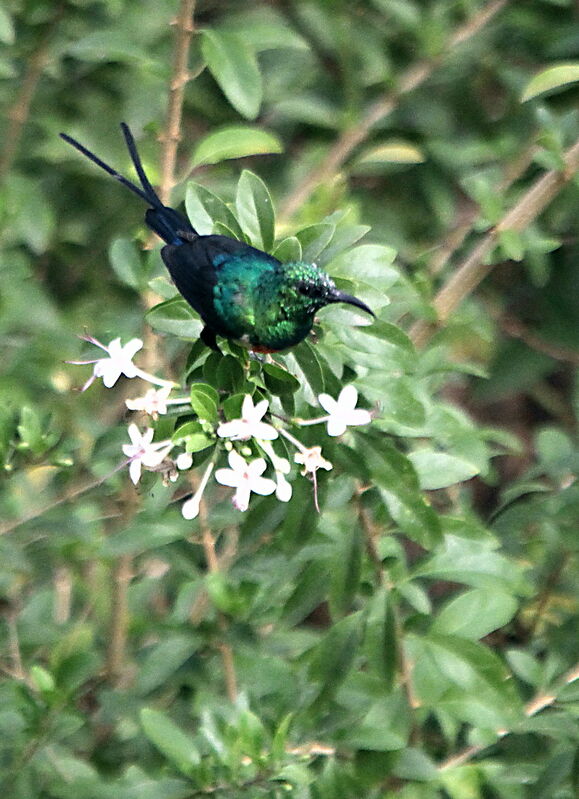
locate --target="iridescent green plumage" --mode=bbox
[60,124,374,352]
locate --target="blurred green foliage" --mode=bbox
[0,1,578,797]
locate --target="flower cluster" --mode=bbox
[70,334,373,516]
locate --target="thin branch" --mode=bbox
[439,661,579,771]
[429,142,538,277]
[193,473,238,703]
[0,460,129,536]
[106,553,133,685]
[410,136,579,348]
[0,6,64,184]
[158,0,197,206]
[499,315,579,366]
[278,0,509,223]
[53,566,73,624]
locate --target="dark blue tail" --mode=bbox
[60,123,196,246]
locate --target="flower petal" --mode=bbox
[216,420,245,439]
[275,475,292,502]
[129,459,142,485]
[252,398,269,421]
[345,408,372,427]
[232,484,251,512]
[326,417,347,437]
[247,457,267,477]
[317,392,337,413]
[249,476,276,496]
[241,394,255,419]
[215,468,240,488]
[228,450,248,472]
[338,384,358,410]
[252,422,278,441]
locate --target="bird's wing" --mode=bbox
[160,235,281,335]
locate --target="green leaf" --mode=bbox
[431,589,518,640]
[329,520,362,618]
[290,340,326,396]
[185,182,245,240]
[498,228,525,261]
[309,613,364,704]
[30,664,55,694]
[505,649,542,686]
[354,141,426,167]
[521,63,579,102]
[282,560,329,627]
[407,451,480,490]
[0,8,15,45]
[148,275,178,299]
[109,237,142,289]
[136,634,200,694]
[140,709,200,777]
[67,31,152,63]
[146,297,202,338]
[17,406,44,454]
[201,29,262,119]
[361,435,441,548]
[412,534,528,592]
[215,355,245,393]
[263,363,300,395]
[273,236,302,262]
[190,383,219,423]
[235,170,276,251]
[364,587,397,690]
[344,690,410,751]
[101,519,190,556]
[192,126,282,167]
[296,223,335,262]
[173,421,214,453]
[329,244,398,285]
[359,375,425,428]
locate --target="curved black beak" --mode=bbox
[328,289,375,317]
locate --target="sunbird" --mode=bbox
[60,123,374,352]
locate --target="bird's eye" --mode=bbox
[297,281,310,296]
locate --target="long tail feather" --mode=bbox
[60,124,195,245]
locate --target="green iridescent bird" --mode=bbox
[60,123,374,352]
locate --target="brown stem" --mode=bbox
[429,142,538,277]
[278,0,509,223]
[158,0,197,206]
[0,460,128,537]
[410,136,579,348]
[439,661,579,770]
[0,6,64,184]
[499,315,579,367]
[53,565,73,624]
[193,475,238,703]
[106,554,133,685]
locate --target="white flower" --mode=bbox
[215,450,276,512]
[122,424,173,485]
[294,446,333,475]
[217,395,278,442]
[181,462,214,520]
[317,385,372,436]
[69,333,176,391]
[258,439,292,503]
[126,386,172,418]
[69,336,142,391]
[175,452,193,471]
[274,468,292,502]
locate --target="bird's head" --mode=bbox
[282,262,374,319]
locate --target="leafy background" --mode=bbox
[0,1,578,797]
